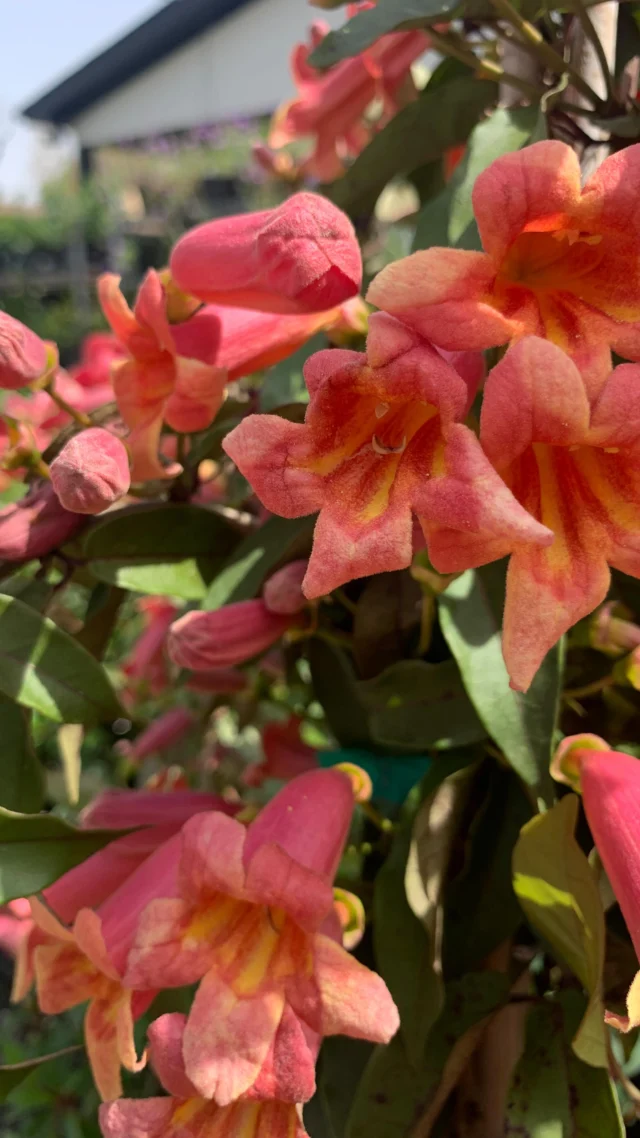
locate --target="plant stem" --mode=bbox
[46,380,92,428]
[488,0,604,106]
[428,28,543,99]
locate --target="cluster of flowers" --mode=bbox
[6,770,398,1137]
[4,140,640,700]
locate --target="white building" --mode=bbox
[23,0,342,169]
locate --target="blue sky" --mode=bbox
[0,0,165,201]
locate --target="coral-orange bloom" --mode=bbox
[368,141,640,382]
[474,336,640,692]
[99,271,226,481]
[223,313,550,597]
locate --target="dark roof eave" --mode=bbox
[23,0,250,125]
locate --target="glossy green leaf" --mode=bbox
[84,503,240,600]
[0,695,45,813]
[329,76,497,218]
[414,105,546,252]
[202,515,314,610]
[562,992,625,1136]
[438,564,562,801]
[347,971,509,1138]
[0,574,54,612]
[513,795,607,1067]
[0,1046,83,1103]
[360,659,486,753]
[0,594,122,725]
[0,810,131,902]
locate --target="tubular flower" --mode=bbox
[122,597,178,699]
[244,717,318,787]
[210,297,367,382]
[168,600,299,672]
[70,332,126,413]
[100,1013,310,1138]
[98,271,226,482]
[0,311,49,389]
[368,140,640,383]
[125,770,399,1104]
[269,17,428,181]
[472,336,640,692]
[0,482,85,561]
[80,788,237,830]
[553,742,640,1032]
[50,428,131,515]
[169,193,362,315]
[31,832,183,1100]
[262,561,309,616]
[223,312,550,597]
[115,707,196,766]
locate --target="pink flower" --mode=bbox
[80,788,237,830]
[115,707,196,765]
[170,193,362,315]
[0,483,85,561]
[0,312,49,389]
[185,668,249,694]
[0,899,33,957]
[122,597,178,698]
[262,561,309,616]
[50,428,131,515]
[168,600,298,672]
[100,1013,310,1138]
[99,271,226,481]
[125,770,399,1103]
[269,18,428,181]
[244,717,318,787]
[223,313,549,597]
[555,741,640,1032]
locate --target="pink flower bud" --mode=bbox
[168,599,295,670]
[0,483,85,560]
[50,428,130,515]
[263,559,308,615]
[114,707,195,765]
[0,312,49,389]
[170,192,362,315]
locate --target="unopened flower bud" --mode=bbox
[262,559,308,615]
[50,428,130,515]
[170,192,362,314]
[591,602,640,656]
[0,312,49,389]
[0,483,85,560]
[168,599,297,670]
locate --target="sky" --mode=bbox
[0,0,166,202]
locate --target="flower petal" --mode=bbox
[244,843,334,932]
[223,415,324,518]
[147,1013,197,1099]
[588,363,640,448]
[34,941,98,1013]
[367,249,514,350]
[124,898,212,989]
[480,337,591,468]
[163,358,227,434]
[99,1098,175,1138]
[180,812,247,900]
[473,140,582,261]
[183,968,285,1104]
[311,933,399,1042]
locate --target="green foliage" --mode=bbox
[438,565,563,802]
[0,697,45,814]
[84,504,241,600]
[202,515,315,610]
[0,594,122,725]
[0,811,130,902]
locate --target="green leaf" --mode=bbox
[0,574,54,612]
[329,76,497,218]
[0,594,122,725]
[202,515,314,610]
[438,564,562,801]
[310,0,481,68]
[443,765,533,975]
[84,504,241,600]
[513,795,608,1067]
[0,695,45,813]
[308,637,373,749]
[0,810,131,902]
[414,104,546,252]
[306,1037,374,1138]
[347,971,509,1138]
[504,993,625,1135]
[360,659,486,753]
[75,584,126,659]
[0,1046,83,1103]
[505,1000,570,1136]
